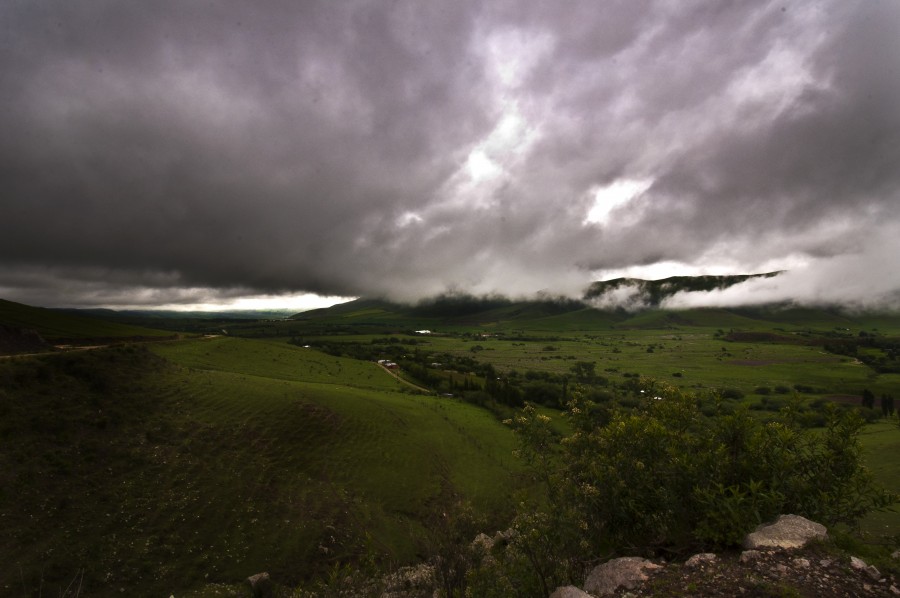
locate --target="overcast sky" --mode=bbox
[2,0,899,310]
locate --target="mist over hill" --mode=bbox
[583,272,784,311]
[294,271,889,323]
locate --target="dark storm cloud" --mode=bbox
[1,0,898,308]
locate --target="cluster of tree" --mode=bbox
[479,362,609,409]
[882,394,896,418]
[288,336,425,363]
[824,337,900,373]
[863,389,896,417]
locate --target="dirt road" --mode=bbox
[376,363,433,393]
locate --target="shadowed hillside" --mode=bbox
[0,338,524,597]
[0,298,172,346]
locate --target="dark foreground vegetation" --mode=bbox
[472,387,893,596]
[1,295,899,596]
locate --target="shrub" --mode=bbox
[495,383,895,580]
[720,388,745,400]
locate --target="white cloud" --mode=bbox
[662,223,900,311]
[584,178,653,226]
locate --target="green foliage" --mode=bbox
[693,481,783,547]
[570,360,596,381]
[466,509,577,598]
[418,489,486,598]
[495,382,896,578]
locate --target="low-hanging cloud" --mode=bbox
[662,223,900,311]
[1,0,898,308]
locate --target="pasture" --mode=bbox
[2,298,899,596]
[1,339,523,597]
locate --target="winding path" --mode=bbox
[375,362,433,394]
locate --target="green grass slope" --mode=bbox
[0,298,171,342]
[1,339,523,597]
[612,308,763,330]
[153,336,407,391]
[492,306,626,331]
[857,422,900,538]
[289,294,900,336]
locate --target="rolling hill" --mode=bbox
[2,292,899,596]
[0,298,172,347]
[288,284,900,335]
[0,333,525,596]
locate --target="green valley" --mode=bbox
[1,293,899,596]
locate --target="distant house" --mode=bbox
[414,330,432,335]
[384,362,399,369]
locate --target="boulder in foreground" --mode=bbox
[584,556,661,596]
[743,514,827,550]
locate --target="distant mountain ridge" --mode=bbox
[56,308,297,320]
[291,272,785,322]
[284,272,875,333]
[584,272,783,307]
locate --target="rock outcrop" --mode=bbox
[583,557,661,596]
[743,514,827,550]
[684,553,716,568]
[549,586,593,598]
[543,516,897,597]
[245,572,273,598]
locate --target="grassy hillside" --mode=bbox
[0,298,171,343]
[3,295,898,595]
[1,339,523,597]
[288,295,900,335]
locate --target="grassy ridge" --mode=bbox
[1,340,523,597]
[153,336,406,390]
[291,296,900,335]
[0,298,171,341]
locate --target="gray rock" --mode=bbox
[246,572,273,598]
[740,550,762,563]
[380,563,435,597]
[743,514,827,550]
[850,556,881,580]
[685,553,716,568]
[549,586,593,598]
[584,557,661,596]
